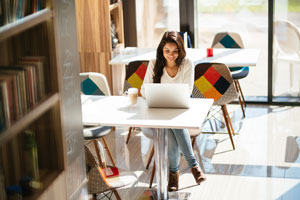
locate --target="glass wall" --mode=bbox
[135,0,179,48]
[273,0,300,102]
[195,0,268,99]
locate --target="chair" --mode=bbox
[193,63,238,150]
[179,31,193,48]
[85,145,137,200]
[211,32,248,117]
[80,72,116,167]
[123,61,149,144]
[144,128,202,188]
[273,20,300,96]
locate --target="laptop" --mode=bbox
[144,83,190,108]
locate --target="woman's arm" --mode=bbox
[140,60,155,98]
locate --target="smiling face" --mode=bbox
[163,42,179,65]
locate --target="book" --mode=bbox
[0,74,17,123]
[18,56,46,99]
[23,130,40,181]
[102,166,119,178]
[0,80,10,131]
[0,0,46,25]
[2,0,12,24]
[0,161,7,200]
[0,0,4,26]
[0,67,28,119]
[0,89,6,131]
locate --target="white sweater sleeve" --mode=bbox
[182,59,194,94]
[140,60,155,98]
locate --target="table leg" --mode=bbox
[153,128,167,200]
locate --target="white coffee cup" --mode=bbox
[125,88,138,106]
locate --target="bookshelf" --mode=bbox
[75,0,125,92]
[0,0,86,199]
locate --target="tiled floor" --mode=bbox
[91,104,300,200]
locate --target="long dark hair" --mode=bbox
[153,31,186,83]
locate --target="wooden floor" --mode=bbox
[87,104,300,200]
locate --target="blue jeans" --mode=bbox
[141,128,198,173]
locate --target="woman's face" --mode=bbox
[163,42,179,64]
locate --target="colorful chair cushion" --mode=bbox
[193,63,238,106]
[123,61,149,95]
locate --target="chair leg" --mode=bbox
[146,146,154,169]
[224,105,235,135]
[92,140,104,167]
[235,80,246,108]
[221,105,235,150]
[149,161,156,188]
[101,138,116,167]
[191,137,196,148]
[290,63,294,89]
[234,80,246,118]
[113,189,121,200]
[238,96,245,118]
[126,127,135,144]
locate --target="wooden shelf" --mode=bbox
[0,8,53,41]
[0,0,86,199]
[0,93,59,146]
[109,1,122,11]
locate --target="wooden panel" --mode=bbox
[36,171,67,200]
[75,0,111,53]
[75,0,118,90]
[54,0,87,198]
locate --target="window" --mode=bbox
[273,0,300,102]
[195,0,269,99]
[135,0,180,48]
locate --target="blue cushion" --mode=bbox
[81,78,104,95]
[83,126,113,139]
[231,69,249,80]
[220,35,241,48]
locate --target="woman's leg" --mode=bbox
[167,129,181,191]
[167,129,181,173]
[171,128,198,168]
[171,129,206,184]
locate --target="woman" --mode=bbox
[140,31,206,192]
